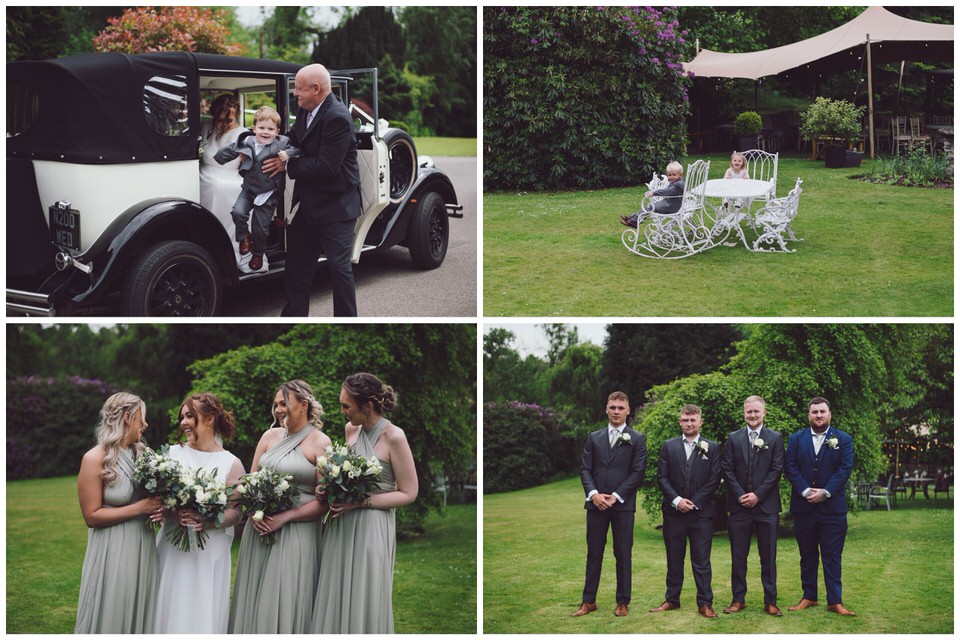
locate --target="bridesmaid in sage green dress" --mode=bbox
[229,380,331,633]
[311,373,419,634]
[75,392,163,633]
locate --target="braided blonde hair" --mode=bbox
[96,392,147,486]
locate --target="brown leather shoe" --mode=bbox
[698,604,718,618]
[572,602,597,617]
[649,601,680,612]
[827,603,857,616]
[765,604,783,616]
[249,254,264,271]
[239,236,252,255]
[723,601,747,614]
[615,603,629,617]
[787,598,819,611]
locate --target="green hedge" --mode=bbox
[483,6,691,190]
[7,376,120,480]
[182,324,476,536]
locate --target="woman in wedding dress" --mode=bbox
[154,393,244,633]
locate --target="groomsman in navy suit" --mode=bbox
[784,397,856,616]
[649,404,722,618]
[572,391,647,618]
[721,396,785,616]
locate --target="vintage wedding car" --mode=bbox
[7,52,462,316]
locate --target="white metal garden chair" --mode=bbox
[749,177,803,252]
[621,159,713,259]
[741,148,779,204]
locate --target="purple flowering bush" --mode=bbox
[484,6,692,190]
[7,376,119,480]
[483,401,580,493]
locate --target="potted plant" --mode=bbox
[733,111,762,151]
[800,97,866,168]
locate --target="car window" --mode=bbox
[144,75,190,137]
[7,83,38,138]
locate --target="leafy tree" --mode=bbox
[632,325,921,524]
[400,6,478,137]
[255,6,315,63]
[185,324,476,536]
[599,324,743,419]
[6,7,68,62]
[544,343,604,428]
[313,6,404,70]
[91,6,246,55]
[484,7,691,190]
[482,328,548,405]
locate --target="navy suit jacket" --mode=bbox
[287,94,361,225]
[581,426,647,512]
[722,426,784,515]
[785,427,854,515]
[658,436,722,519]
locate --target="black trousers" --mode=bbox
[727,509,779,604]
[582,508,634,605]
[662,510,714,606]
[282,217,357,317]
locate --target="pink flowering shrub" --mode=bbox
[92,6,246,55]
[484,6,693,190]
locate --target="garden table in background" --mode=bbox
[903,476,934,499]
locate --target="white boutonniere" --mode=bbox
[753,437,769,451]
[694,440,710,460]
[617,432,632,446]
[826,437,839,450]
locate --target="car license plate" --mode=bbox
[49,205,81,251]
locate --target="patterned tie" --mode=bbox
[306,110,315,129]
[749,430,758,450]
[685,439,694,460]
[813,433,824,455]
[610,428,620,448]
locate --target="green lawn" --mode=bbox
[484,476,953,634]
[483,153,953,316]
[414,136,477,157]
[6,475,476,634]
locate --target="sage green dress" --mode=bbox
[75,448,158,633]
[229,426,321,633]
[311,418,398,634]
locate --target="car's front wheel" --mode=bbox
[119,240,222,316]
[407,191,449,270]
[383,128,418,204]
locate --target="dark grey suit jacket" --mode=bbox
[581,426,647,512]
[722,426,784,515]
[658,436,722,518]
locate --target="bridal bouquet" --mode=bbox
[231,467,299,545]
[133,446,184,531]
[316,444,383,524]
[167,466,229,552]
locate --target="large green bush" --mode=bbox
[483,401,580,493]
[484,6,692,190]
[182,324,476,536]
[7,376,120,480]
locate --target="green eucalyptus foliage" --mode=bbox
[484,6,692,190]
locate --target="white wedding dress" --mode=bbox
[154,444,239,633]
[199,123,269,273]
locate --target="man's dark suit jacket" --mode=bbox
[581,427,647,511]
[722,426,784,515]
[658,436,722,518]
[287,94,361,225]
[785,427,854,515]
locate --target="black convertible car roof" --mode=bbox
[7,52,302,164]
